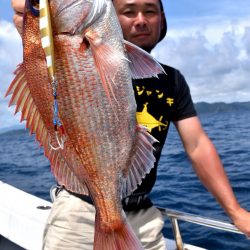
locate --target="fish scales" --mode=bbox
[54,34,132,177]
[23,12,55,140]
[17,8,89,195]
[55,49,126,239]
[6,0,165,248]
[55,38,121,173]
[50,1,147,237]
[56,47,128,202]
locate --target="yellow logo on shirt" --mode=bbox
[136,103,168,133]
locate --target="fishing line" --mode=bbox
[39,0,65,150]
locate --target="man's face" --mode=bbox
[113,0,164,52]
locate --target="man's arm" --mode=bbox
[175,116,250,237]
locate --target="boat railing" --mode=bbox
[157,207,244,250]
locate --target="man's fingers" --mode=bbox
[13,13,23,35]
[11,0,25,14]
[11,0,25,36]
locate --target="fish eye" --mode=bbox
[28,0,40,17]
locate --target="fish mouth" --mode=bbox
[55,0,84,17]
[50,0,92,35]
[51,0,106,35]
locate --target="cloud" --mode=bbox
[153,17,250,103]
[243,27,250,56]
[164,0,250,21]
[0,20,22,130]
[1,10,250,130]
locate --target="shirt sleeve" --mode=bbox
[172,70,197,121]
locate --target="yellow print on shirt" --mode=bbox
[135,85,174,107]
[136,103,168,133]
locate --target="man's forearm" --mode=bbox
[188,135,241,217]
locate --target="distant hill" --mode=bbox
[0,124,24,135]
[195,101,250,114]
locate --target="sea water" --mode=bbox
[0,110,250,250]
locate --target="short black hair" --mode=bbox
[158,0,167,42]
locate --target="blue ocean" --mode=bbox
[0,110,250,250]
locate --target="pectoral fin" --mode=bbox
[124,40,166,79]
[85,31,128,105]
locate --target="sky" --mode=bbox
[0,0,250,131]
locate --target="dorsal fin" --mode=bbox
[5,64,89,196]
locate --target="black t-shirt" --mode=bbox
[132,64,197,195]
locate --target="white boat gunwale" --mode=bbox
[0,181,244,250]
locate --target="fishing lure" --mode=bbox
[39,0,65,150]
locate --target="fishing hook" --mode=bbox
[50,131,65,150]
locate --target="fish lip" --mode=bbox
[56,0,83,17]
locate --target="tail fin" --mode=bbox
[94,217,143,250]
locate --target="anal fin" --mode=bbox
[122,125,158,198]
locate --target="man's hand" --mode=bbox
[231,207,250,238]
[11,0,25,35]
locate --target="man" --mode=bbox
[11,0,250,249]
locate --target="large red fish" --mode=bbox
[6,0,164,249]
